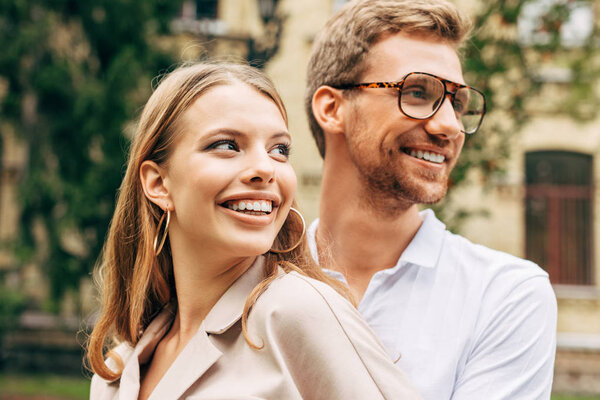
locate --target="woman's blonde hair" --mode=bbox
[86,61,351,381]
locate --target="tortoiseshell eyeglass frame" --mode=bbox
[334,71,487,134]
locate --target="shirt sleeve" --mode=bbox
[452,275,557,400]
[252,272,422,400]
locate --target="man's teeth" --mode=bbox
[408,149,445,164]
[227,200,272,213]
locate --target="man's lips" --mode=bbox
[401,146,449,164]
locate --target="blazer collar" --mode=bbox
[149,255,267,399]
[116,255,267,400]
[117,305,175,399]
[203,255,266,334]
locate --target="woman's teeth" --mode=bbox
[226,200,272,214]
[406,149,445,164]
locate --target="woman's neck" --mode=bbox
[168,230,258,340]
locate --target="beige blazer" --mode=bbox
[90,256,421,399]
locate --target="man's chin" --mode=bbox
[362,169,449,208]
[395,183,448,205]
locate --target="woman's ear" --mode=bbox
[311,86,346,136]
[140,160,170,210]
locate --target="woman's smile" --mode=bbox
[224,199,273,214]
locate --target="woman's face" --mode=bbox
[161,81,297,258]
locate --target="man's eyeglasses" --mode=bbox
[335,72,486,134]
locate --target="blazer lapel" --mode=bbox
[118,307,174,400]
[148,330,222,400]
[146,256,267,400]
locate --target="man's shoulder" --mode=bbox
[438,229,553,305]
[444,227,532,265]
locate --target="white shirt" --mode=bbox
[308,209,557,400]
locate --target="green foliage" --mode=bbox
[435,0,600,230]
[0,287,26,368]
[0,0,184,307]
[0,373,89,399]
[0,287,26,338]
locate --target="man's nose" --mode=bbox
[424,96,462,140]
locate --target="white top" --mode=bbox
[308,209,557,400]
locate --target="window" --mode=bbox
[180,0,218,20]
[174,0,226,36]
[525,151,594,285]
[195,0,218,19]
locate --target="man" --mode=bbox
[304,0,557,399]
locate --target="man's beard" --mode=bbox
[361,160,448,204]
[348,145,450,216]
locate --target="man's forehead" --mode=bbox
[361,32,465,84]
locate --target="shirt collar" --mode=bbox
[398,209,446,269]
[202,255,266,334]
[307,209,446,271]
[307,217,320,265]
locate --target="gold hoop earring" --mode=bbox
[153,209,170,256]
[270,207,306,254]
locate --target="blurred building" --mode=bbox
[0,0,598,393]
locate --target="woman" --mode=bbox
[87,62,420,399]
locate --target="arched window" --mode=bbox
[525,151,593,285]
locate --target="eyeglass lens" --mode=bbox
[399,73,485,134]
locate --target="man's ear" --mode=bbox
[140,160,171,210]
[312,86,346,135]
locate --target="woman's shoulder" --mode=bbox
[247,269,422,399]
[250,270,361,333]
[264,270,353,311]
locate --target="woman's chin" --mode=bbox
[226,241,274,259]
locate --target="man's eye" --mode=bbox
[405,89,427,99]
[452,100,466,114]
[403,86,433,104]
[208,140,238,151]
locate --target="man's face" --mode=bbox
[342,33,466,207]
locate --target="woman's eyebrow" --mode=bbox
[271,131,292,141]
[202,128,245,138]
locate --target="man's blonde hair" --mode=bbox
[305,0,472,157]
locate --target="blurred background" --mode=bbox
[0,0,599,398]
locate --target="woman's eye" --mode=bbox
[208,140,239,151]
[270,143,291,158]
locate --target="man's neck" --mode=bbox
[317,161,423,302]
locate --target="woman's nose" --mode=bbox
[241,148,275,185]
